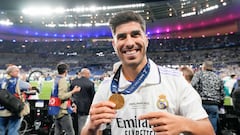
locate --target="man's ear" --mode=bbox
[112,39,115,48]
[145,34,149,48]
[112,39,118,54]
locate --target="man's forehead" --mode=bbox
[114,22,143,34]
[116,30,141,35]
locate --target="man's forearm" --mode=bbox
[81,124,101,135]
[184,118,215,135]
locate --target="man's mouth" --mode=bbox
[122,48,140,55]
[125,50,137,55]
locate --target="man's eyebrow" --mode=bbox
[116,30,141,36]
[116,33,126,38]
[131,30,141,34]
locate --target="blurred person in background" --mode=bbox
[37,74,45,93]
[231,78,240,113]
[191,60,225,133]
[81,10,214,135]
[19,72,39,100]
[179,66,194,83]
[0,65,32,135]
[70,68,95,135]
[225,73,238,96]
[50,63,81,135]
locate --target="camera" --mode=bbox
[20,99,54,135]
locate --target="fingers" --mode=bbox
[138,112,164,120]
[138,112,169,132]
[73,85,81,93]
[75,85,81,90]
[152,125,168,134]
[90,101,116,111]
[148,118,166,126]
[89,101,117,126]
[138,112,181,135]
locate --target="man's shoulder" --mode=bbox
[81,77,92,82]
[157,66,182,77]
[149,59,181,77]
[72,77,81,82]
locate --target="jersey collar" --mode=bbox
[118,59,161,90]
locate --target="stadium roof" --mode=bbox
[0,0,240,41]
[0,0,164,10]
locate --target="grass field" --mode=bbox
[30,80,233,106]
[224,96,233,106]
[30,81,53,100]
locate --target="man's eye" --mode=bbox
[131,31,141,37]
[117,34,126,40]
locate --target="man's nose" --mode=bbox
[125,35,135,46]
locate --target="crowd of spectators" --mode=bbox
[0,33,239,77]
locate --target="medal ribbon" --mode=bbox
[111,60,150,95]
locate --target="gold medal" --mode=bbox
[157,94,168,109]
[109,94,125,110]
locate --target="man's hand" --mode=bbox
[72,103,77,113]
[139,112,185,135]
[72,85,81,93]
[87,101,117,131]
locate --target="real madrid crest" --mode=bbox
[157,94,168,109]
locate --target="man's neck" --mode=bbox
[59,73,66,77]
[122,60,148,82]
[123,70,139,82]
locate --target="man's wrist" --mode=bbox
[82,123,99,135]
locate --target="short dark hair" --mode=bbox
[57,63,68,74]
[230,74,236,78]
[109,10,146,35]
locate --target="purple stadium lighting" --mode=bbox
[0,0,239,41]
[177,25,182,31]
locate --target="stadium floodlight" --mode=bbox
[0,19,13,26]
[89,6,97,12]
[199,5,219,14]
[95,23,108,27]
[22,3,144,16]
[106,3,145,10]
[58,23,76,27]
[22,6,65,16]
[67,3,145,13]
[78,23,92,27]
[222,2,227,6]
[45,23,56,28]
[54,7,65,14]
[181,11,196,17]
[68,23,77,27]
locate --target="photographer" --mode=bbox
[49,63,81,135]
[0,65,32,135]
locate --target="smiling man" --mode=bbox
[81,10,214,135]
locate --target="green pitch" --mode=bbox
[224,96,233,106]
[30,81,53,100]
[30,80,233,106]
